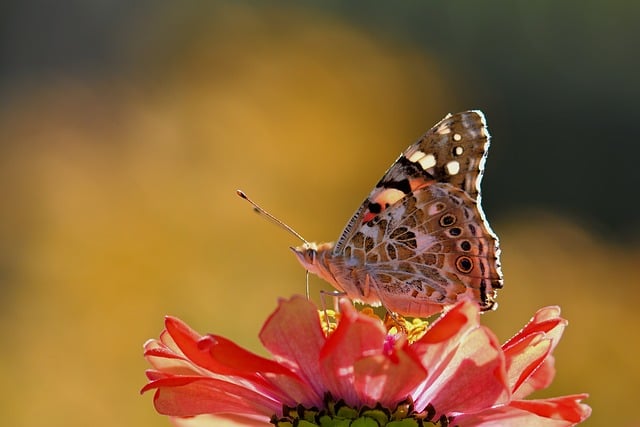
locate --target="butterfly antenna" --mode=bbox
[236,190,309,244]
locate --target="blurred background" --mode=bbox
[1,1,638,426]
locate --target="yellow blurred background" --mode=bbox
[1,3,638,426]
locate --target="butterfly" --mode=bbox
[291,110,503,317]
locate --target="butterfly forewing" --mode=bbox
[335,111,490,253]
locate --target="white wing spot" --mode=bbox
[453,133,462,142]
[408,150,427,163]
[446,160,460,175]
[454,146,464,156]
[418,153,437,170]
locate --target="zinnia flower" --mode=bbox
[141,296,590,426]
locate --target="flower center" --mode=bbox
[318,308,430,343]
[270,393,452,426]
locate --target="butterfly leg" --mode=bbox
[363,273,408,334]
[319,289,345,332]
[319,289,346,311]
[305,270,310,299]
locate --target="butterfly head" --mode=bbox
[290,242,339,286]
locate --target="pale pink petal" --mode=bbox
[411,302,509,416]
[144,340,207,375]
[259,296,326,401]
[503,331,552,395]
[424,326,509,417]
[353,342,427,408]
[513,355,556,400]
[456,405,577,426]
[318,298,387,406]
[411,301,479,365]
[510,394,592,425]
[501,306,567,399]
[456,394,591,426]
[170,414,270,427]
[148,377,279,419]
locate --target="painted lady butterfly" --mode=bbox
[291,110,503,317]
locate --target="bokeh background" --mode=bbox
[1,2,638,426]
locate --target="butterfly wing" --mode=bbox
[335,110,491,253]
[342,183,502,317]
[328,110,501,316]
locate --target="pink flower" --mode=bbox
[142,296,591,426]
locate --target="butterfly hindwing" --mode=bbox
[338,182,502,317]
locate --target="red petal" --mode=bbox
[259,296,326,399]
[164,316,297,379]
[503,306,566,354]
[200,334,296,377]
[163,316,228,374]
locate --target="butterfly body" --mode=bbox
[292,111,502,317]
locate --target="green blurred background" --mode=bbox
[1,2,638,426]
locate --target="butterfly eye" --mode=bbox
[306,249,316,262]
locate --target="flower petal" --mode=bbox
[145,315,316,408]
[501,306,567,398]
[425,326,510,417]
[162,320,268,379]
[510,394,592,425]
[197,334,295,377]
[503,331,552,396]
[503,306,566,356]
[147,376,279,419]
[144,339,208,376]
[454,393,591,426]
[170,414,270,427]
[259,296,326,401]
[411,301,482,374]
[513,354,556,400]
[411,302,510,416]
[317,299,395,406]
[353,341,427,408]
